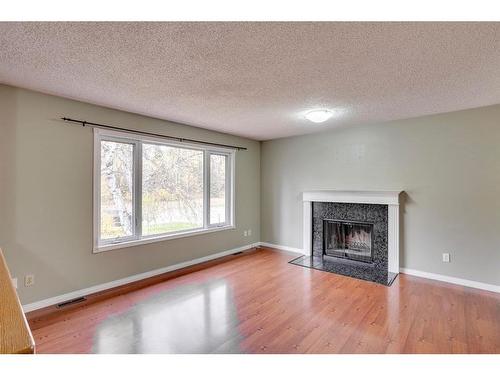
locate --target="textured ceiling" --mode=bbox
[1,22,500,140]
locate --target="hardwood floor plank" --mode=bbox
[28,247,500,354]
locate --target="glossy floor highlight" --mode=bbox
[29,248,500,354]
[92,279,242,353]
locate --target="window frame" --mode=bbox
[207,152,232,228]
[93,128,235,253]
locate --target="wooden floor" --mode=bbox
[28,247,500,354]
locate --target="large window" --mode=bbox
[94,129,234,252]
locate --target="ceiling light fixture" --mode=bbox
[304,109,334,123]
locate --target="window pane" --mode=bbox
[100,140,134,240]
[142,144,204,236]
[210,154,227,225]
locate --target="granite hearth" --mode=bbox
[289,255,398,285]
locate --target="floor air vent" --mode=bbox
[57,297,87,308]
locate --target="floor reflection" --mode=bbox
[92,279,242,353]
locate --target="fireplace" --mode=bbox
[323,220,374,263]
[290,190,401,286]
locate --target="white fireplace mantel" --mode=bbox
[302,190,402,274]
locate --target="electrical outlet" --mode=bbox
[243,230,248,237]
[442,253,450,263]
[12,277,17,289]
[248,229,252,236]
[24,274,35,287]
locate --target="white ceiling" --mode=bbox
[1,22,500,140]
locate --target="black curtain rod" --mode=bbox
[61,117,247,151]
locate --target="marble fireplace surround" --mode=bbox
[302,190,402,274]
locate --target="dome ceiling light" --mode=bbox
[304,109,334,123]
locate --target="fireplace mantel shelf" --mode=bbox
[302,189,402,274]
[302,190,402,206]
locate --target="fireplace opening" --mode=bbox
[323,220,374,263]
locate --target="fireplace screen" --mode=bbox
[323,220,374,263]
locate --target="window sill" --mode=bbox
[93,225,235,253]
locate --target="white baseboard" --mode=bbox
[258,242,307,255]
[258,242,499,294]
[23,242,498,313]
[22,242,260,313]
[400,268,499,293]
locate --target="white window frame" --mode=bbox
[93,128,235,253]
[207,151,232,228]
